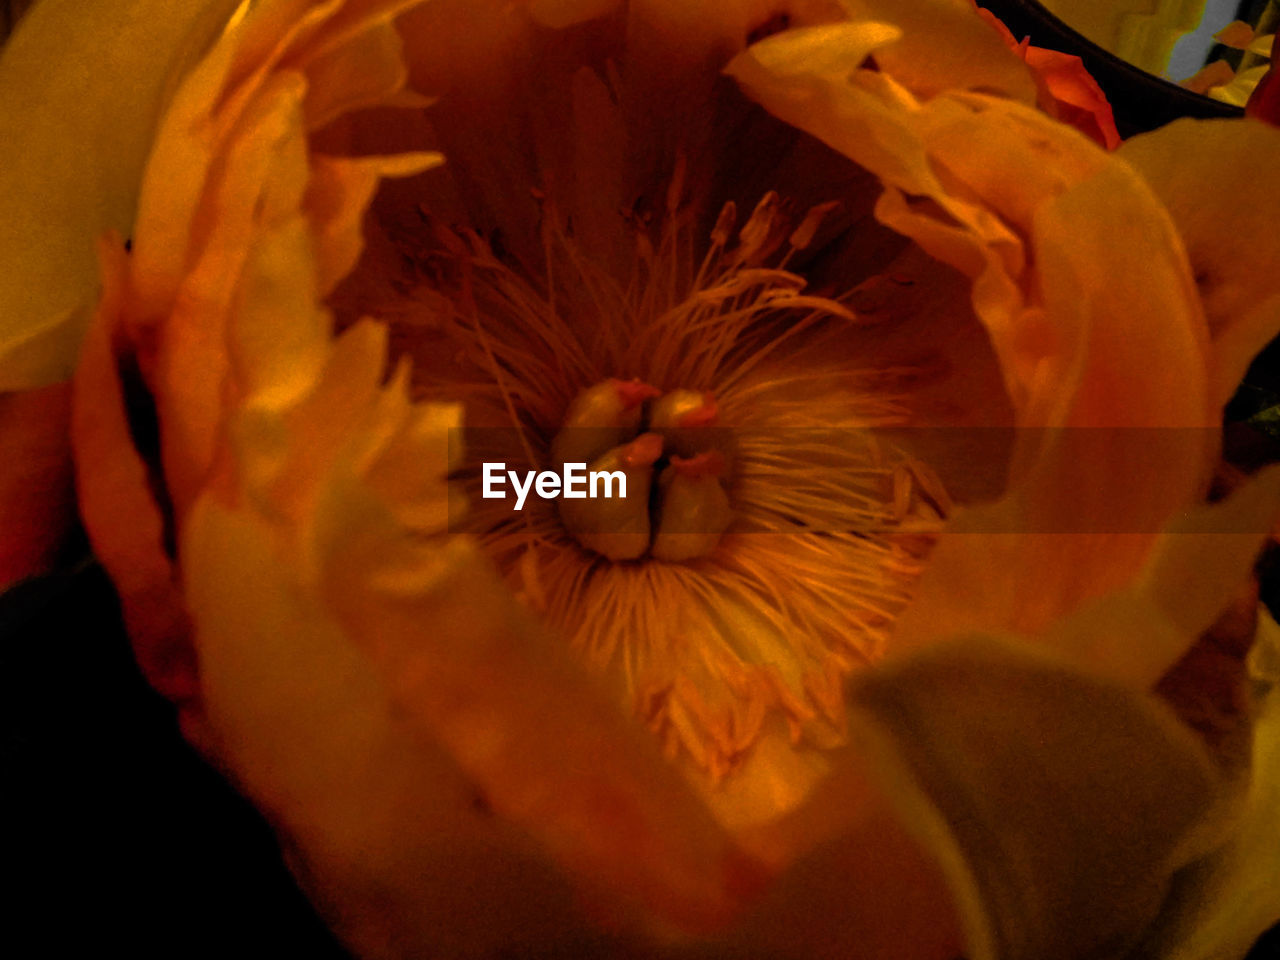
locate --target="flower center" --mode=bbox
[551,380,733,562]
[341,175,948,790]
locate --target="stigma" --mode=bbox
[553,380,734,562]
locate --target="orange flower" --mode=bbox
[3,1,1280,957]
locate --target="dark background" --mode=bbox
[3,1,1280,957]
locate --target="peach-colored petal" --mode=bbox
[182,495,594,958]
[130,0,426,319]
[731,794,962,960]
[1042,466,1280,688]
[320,538,764,935]
[1118,119,1280,408]
[152,70,314,518]
[717,736,962,960]
[728,47,1080,413]
[840,0,1037,104]
[0,383,73,588]
[897,149,1212,638]
[123,0,437,527]
[293,16,410,130]
[305,151,443,296]
[71,236,195,702]
[731,33,1217,645]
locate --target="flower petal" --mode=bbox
[129,0,427,320]
[899,142,1213,637]
[118,0,437,522]
[0,0,243,389]
[842,634,1219,960]
[839,0,1037,103]
[1137,610,1280,960]
[732,27,1219,645]
[319,534,765,935]
[718,736,963,960]
[70,236,196,702]
[1041,466,1280,688]
[306,152,443,297]
[1021,47,1120,149]
[182,495,597,958]
[1118,119,1280,408]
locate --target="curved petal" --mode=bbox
[128,0,430,321]
[839,634,1219,960]
[183,494,598,958]
[1035,466,1280,687]
[726,787,962,960]
[974,6,1120,149]
[1019,47,1120,149]
[0,0,242,389]
[113,0,440,523]
[70,235,196,702]
[730,20,1219,644]
[838,0,1037,104]
[740,476,1280,959]
[1118,119,1280,409]
[1138,610,1280,960]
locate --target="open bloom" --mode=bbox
[3,0,1280,957]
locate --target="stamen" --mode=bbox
[363,176,946,782]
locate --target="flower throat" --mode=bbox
[346,173,943,780]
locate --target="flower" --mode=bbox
[3,0,1280,957]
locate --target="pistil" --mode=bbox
[550,381,734,562]
[653,452,734,562]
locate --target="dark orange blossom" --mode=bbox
[1,1,1279,958]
